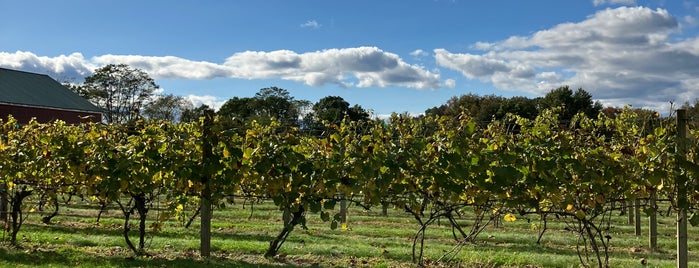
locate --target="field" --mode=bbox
[0,197,697,268]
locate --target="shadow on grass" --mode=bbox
[0,246,306,268]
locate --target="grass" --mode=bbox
[0,197,697,267]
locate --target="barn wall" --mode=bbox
[0,104,102,124]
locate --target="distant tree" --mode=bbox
[538,86,602,121]
[218,97,255,119]
[253,87,301,126]
[142,94,192,122]
[348,104,370,121]
[498,96,539,120]
[217,87,309,128]
[424,94,505,123]
[181,104,214,123]
[81,64,159,124]
[305,96,370,134]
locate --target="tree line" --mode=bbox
[66,63,686,130]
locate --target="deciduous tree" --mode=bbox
[81,64,159,124]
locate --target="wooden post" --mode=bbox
[634,199,641,236]
[200,112,214,258]
[676,109,688,268]
[627,200,634,225]
[340,198,348,230]
[649,193,657,252]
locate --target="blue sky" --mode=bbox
[1,0,698,117]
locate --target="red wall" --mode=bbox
[0,104,102,124]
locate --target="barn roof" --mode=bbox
[0,67,102,113]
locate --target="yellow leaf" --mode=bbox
[29,207,36,213]
[503,213,517,222]
[595,194,606,205]
[566,204,574,212]
[341,222,348,231]
[120,180,129,191]
[223,147,230,158]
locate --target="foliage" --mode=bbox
[0,106,697,267]
[80,64,159,124]
[304,96,370,134]
[142,94,193,122]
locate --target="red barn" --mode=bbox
[0,67,102,124]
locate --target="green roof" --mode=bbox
[0,67,102,113]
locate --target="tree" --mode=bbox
[305,96,370,134]
[81,64,159,124]
[253,87,301,126]
[498,96,539,120]
[539,86,602,122]
[181,104,214,123]
[424,94,505,123]
[217,87,309,128]
[217,97,255,120]
[142,94,193,122]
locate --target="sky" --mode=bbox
[1,0,698,117]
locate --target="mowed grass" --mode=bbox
[1,198,698,268]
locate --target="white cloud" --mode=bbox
[593,0,637,6]
[410,49,428,58]
[301,20,321,28]
[0,51,95,81]
[0,47,440,90]
[92,54,232,79]
[184,95,226,111]
[444,79,456,88]
[436,7,698,111]
[223,47,440,89]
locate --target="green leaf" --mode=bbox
[323,200,336,210]
[330,220,338,230]
[689,213,699,227]
[643,207,656,216]
[309,201,321,213]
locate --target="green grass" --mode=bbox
[1,198,697,267]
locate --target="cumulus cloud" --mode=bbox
[223,47,440,89]
[410,49,429,58]
[0,47,440,90]
[0,51,95,81]
[301,20,322,28]
[184,94,226,110]
[436,7,699,111]
[92,54,233,79]
[444,79,456,88]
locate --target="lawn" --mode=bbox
[0,197,696,268]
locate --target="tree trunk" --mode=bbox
[134,194,149,254]
[41,195,60,224]
[9,189,32,245]
[117,199,138,255]
[265,206,304,258]
[0,184,8,223]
